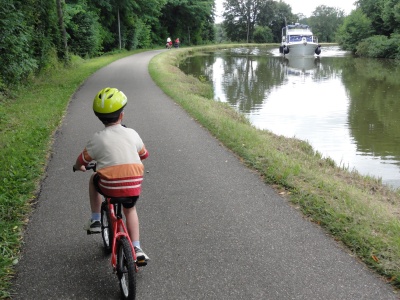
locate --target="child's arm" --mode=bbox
[139,146,149,161]
[73,158,87,172]
[73,148,93,171]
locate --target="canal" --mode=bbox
[178,46,400,188]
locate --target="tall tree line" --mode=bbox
[221,0,346,44]
[221,0,400,59]
[336,0,400,58]
[0,0,215,92]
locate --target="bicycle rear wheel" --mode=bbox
[117,237,136,300]
[101,202,113,254]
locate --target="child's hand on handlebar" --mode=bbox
[73,161,97,172]
[73,164,87,172]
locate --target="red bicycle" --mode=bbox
[76,163,146,300]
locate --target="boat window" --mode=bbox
[289,35,301,42]
[289,35,313,42]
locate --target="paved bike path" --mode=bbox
[11,50,398,299]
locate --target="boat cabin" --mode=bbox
[282,23,317,44]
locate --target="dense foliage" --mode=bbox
[336,0,400,58]
[0,0,57,90]
[222,0,290,43]
[159,0,215,45]
[0,0,215,92]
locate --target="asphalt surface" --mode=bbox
[11,50,398,299]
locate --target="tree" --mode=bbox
[308,5,345,42]
[215,23,229,43]
[335,0,400,57]
[355,0,386,35]
[264,1,295,43]
[159,0,214,45]
[56,0,69,61]
[0,1,37,88]
[336,8,374,52]
[79,0,166,50]
[0,0,60,88]
[65,2,102,57]
[223,0,265,43]
[380,0,400,35]
[253,25,273,43]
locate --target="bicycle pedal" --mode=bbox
[136,259,147,267]
[86,230,101,235]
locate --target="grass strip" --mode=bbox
[0,49,146,299]
[149,45,400,289]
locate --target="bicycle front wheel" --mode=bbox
[117,237,136,300]
[101,202,113,254]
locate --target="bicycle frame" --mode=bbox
[106,198,138,271]
[75,162,141,299]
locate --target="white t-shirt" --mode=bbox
[78,124,148,197]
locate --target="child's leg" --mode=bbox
[123,206,140,242]
[124,204,149,260]
[89,173,102,215]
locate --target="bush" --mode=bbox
[65,4,103,57]
[0,1,37,89]
[253,26,273,43]
[127,19,152,49]
[356,34,400,58]
[389,33,400,60]
[356,35,390,58]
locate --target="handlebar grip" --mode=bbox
[86,162,97,171]
[73,162,97,172]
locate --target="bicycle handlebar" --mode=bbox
[73,161,97,172]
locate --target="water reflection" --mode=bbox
[179,47,400,188]
[281,56,320,76]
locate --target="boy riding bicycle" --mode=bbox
[73,87,149,261]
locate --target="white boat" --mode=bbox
[279,23,321,57]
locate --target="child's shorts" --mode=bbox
[93,173,139,208]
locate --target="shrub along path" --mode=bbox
[11,50,397,299]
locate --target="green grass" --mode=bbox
[148,45,400,290]
[0,49,146,299]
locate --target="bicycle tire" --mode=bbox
[101,202,113,254]
[117,237,136,300]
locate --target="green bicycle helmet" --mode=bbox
[93,87,127,119]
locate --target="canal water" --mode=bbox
[178,46,400,188]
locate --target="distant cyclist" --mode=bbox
[73,87,149,260]
[166,37,172,49]
[174,37,180,48]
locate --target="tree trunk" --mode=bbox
[56,0,68,61]
[246,0,251,43]
[118,8,122,49]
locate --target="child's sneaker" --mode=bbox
[84,219,101,234]
[134,246,150,261]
